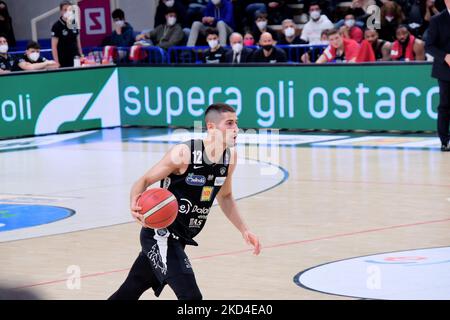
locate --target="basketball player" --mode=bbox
[109,103,261,300]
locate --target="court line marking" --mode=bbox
[12,217,450,290]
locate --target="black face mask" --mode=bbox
[262,44,273,51]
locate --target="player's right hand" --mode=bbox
[130,193,148,227]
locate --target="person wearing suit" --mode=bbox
[425,0,450,151]
[224,32,253,63]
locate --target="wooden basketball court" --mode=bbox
[1,128,449,300]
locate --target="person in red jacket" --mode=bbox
[356,28,391,62]
[316,28,360,64]
[390,25,425,61]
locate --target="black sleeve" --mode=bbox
[51,22,61,38]
[276,48,287,62]
[425,16,446,63]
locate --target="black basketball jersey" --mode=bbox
[143,139,231,246]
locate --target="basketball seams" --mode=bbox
[142,195,177,220]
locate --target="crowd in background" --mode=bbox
[0,0,448,73]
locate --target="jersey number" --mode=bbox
[193,151,202,164]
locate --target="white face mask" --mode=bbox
[28,52,40,62]
[310,10,321,20]
[167,16,177,26]
[165,0,175,7]
[115,20,125,27]
[284,27,295,37]
[345,19,355,28]
[63,10,74,20]
[256,20,267,30]
[232,43,243,53]
[212,0,221,5]
[208,39,219,49]
[0,44,8,54]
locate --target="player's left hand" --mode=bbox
[243,230,261,255]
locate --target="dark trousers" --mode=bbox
[438,80,450,145]
[108,252,202,300]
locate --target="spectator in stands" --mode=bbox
[186,0,209,28]
[154,0,188,28]
[17,41,59,71]
[356,28,391,62]
[108,9,135,47]
[301,2,334,45]
[350,0,376,24]
[135,8,184,50]
[339,13,363,43]
[301,29,329,63]
[265,0,291,25]
[250,31,287,63]
[316,28,360,63]
[224,32,253,63]
[390,24,425,61]
[278,19,308,45]
[419,0,440,38]
[187,0,234,47]
[0,1,15,48]
[242,1,266,27]
[51,1,83,68]
[379,0,405,42]
[0,34,15,74]
[203,28,227,63]
[251,11,278,43]
[243,31,256,46]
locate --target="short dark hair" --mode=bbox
[26,41,40,50]
[396,24,409,32]
[0,33,7,41]
[326,28,339,37]
[60,1,71,10]
[112,8,125,20]
[205,103,236,119]
[255,12,268,20]
[165,8,177,15]
[309,2,321,10]
[205,27,219,37]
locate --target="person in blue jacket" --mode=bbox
[186,0,234,47]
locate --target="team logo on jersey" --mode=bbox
[185,173,206,186]
[156,228,169,237]
[214,177,226,186]
[207,175,214,181]
[162,177,171,189]
[200,186,214,202]
[62,29,68,36]
[179,198,192,214]
[220,167,227,175]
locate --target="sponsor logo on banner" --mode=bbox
[200,186,214,202]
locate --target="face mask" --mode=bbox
[212,0,221,5]
[385,15,394,22]
[232,43,243,53]
[0,44,8,54]
[208,39,218,49]
[28,52,40,62]
[167,16,177,26]
[164,0,175,7]
[284,27,295,38]
[310,10,321,20]
[63,11,74,20]
[115,20,125,27]
[244,39,254,46]
[345,19,355,28]
[321,40,329,45]
[256,21,267,30]
[262,44,273,51]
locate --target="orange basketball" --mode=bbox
[137,188,178,229]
